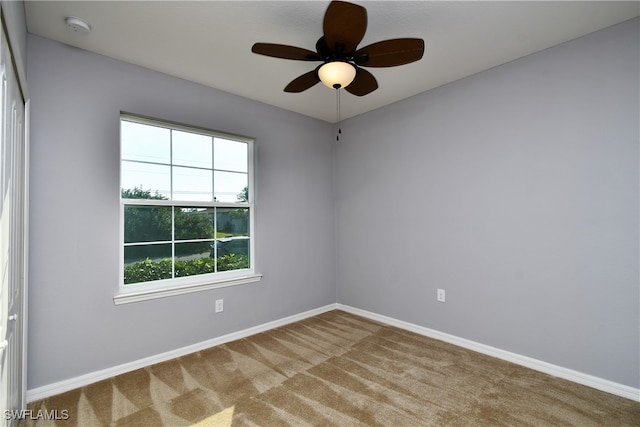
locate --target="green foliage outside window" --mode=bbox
[123,254,249,284]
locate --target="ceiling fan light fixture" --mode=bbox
[318,61,356,89]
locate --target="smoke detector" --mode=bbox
[65,17,91,34]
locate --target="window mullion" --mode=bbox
[122,199,248,208]
[170,128,174,201]
[171,206,176,279]
[121,198,174,206]
[212,136,216,203]
[170,130,175,279]
[213,206,218,273]
[124,240,172,247]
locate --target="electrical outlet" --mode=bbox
[215,299,224,313]
[437,289,446,303]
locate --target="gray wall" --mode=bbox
[335,18,639,388]
[27,35,336,388]
[27,17,639,391]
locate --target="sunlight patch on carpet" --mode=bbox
[192,405,234,427]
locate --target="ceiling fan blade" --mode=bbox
[354,38,425,67]
[323,1,367,55]
[252,43,321,61]
[284,70,321,93]
[345,68,378,96]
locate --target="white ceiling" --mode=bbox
[25,1,639,123]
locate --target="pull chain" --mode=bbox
[336,88,342,141]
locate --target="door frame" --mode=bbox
[0,5,28,420]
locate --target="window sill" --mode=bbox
[113,273,263,305]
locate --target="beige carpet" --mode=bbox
[26,310,639,426]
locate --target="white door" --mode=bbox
[0,15,26,427]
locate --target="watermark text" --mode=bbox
[4,409,69,421]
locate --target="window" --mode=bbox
[115,113,260,304]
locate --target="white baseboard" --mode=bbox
[28,302,639,403]
[26,304,338,402]
[337,304,640,402]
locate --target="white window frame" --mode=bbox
[114,113,261,305]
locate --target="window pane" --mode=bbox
[124,244,172,284]
[175,207,215,240]
[121,121,170,164]
[173,166,213,201]
[174,242,215,278]
[214,171,248,202]
[216,208,249,237]
[175,241,212,260]
[216,238,250,272]
[124,205,172,243]
[215,207,250,272]
[214,237,249,258]
[214,138,248,173]
[122,161,171,199]
[172,130,212,169]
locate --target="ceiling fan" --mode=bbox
[251,0,425,96]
